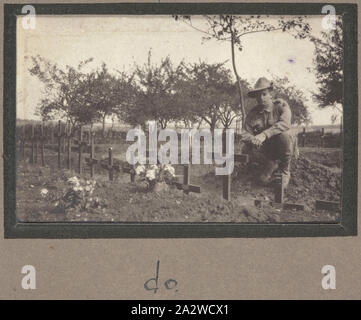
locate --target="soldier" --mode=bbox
[241,77,294,188]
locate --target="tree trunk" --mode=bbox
[230,27,246,128]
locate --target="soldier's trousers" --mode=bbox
[262,131,292,174]
[243,131,293,175]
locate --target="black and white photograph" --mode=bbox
[14,11,346,225]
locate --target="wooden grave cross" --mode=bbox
[174,164,201,194]
[315,199,340,213]
[85,132,98,177]
[138,148,200,194]
[274,173,284,204]
[122,165,136,182]
[254,174,305,211]
[73,126,89,174]
[172,134,200,194]
[122,149,158,183]
[53,120,67,168]
[101,147,121,181]
[208,152,249,201]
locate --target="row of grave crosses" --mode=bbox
[17,122,340,212]
[17,121,278,203]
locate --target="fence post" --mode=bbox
[18,125,24,160]
[90,133,95,178]
[78,126,83,174]
[51,124,54,144]
[88,128,92,145]
[30,124,35,164]
[34,125,39,164]
[21,125,25,159]
[61,122,65,154]
[340,116,343,136]
[320,128,325,148]
[235,119,241,135]
[18,127,22,157]
[57,120,61,169]
[302,127,306,147]
[108,147,113,181]
[67,122,72,170]
[222,130,231,200]
[41,122,45,166]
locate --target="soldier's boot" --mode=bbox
[259,159,279,184]
[269,131,292,189]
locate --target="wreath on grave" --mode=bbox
[53,176,106,212]
[134,164,176,191]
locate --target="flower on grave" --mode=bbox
[134,163,176,191]
[67,176,80,186]
[73,185,83,192]
[135,164,146,175]
[60,176,98,210]
[150,164,159,172]
[162,164,175,177]
[40,188,48,197]
[146,169,156,181]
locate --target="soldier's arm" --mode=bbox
[240,112,256,142]
[262,99,291,139]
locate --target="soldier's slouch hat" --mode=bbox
[248,77,273,98]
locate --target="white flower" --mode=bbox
[73,186,83,192]
[163,165,175,176]
[85,186,91,192]
[150,164,159,172]
[40,188,48,197]
[146,169,156,180]
[135,165,145,175]
[68,176,80,186]
[68,176,79,183]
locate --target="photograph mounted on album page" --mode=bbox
[3,2,358,239]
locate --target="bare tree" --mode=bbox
[174,15,311,127]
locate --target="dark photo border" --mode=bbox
[4,3,358,238]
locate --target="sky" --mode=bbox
[16,15,342,125]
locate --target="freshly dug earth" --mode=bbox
[16,147,341,223]
[299,147,341,168]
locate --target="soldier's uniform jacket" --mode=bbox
[241,98,292,141]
